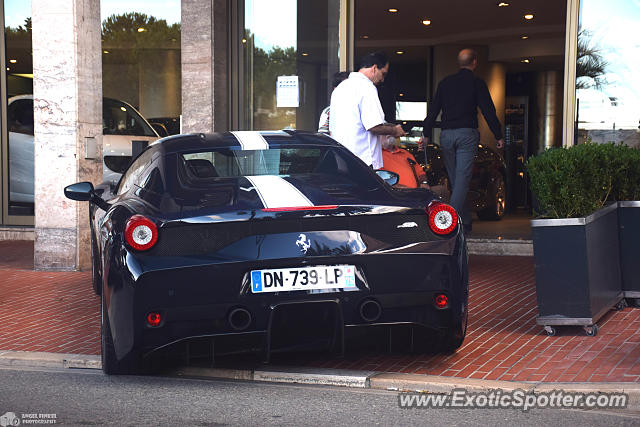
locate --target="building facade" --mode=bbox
[0,0,638,269]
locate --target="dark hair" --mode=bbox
[332,71,350,88]
[358,51,388,70]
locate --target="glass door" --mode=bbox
[1,0,34,226]
[236,0,341,132]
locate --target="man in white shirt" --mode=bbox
[329,51,405,169]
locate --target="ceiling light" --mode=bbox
[242,38,247,43]
[302,52,309,56]
[421,19,431,26]
[388,8,398,13]
[9,59,17,63]
[399,93,404,97]
[521,59,531,63]
[137,27,146,32]
[120,106,127,111]
[521,35,529,40]
[362,35,369,39]
[6,67,9,71]
[498,2,509,6]
[524,14,534,20]
[396,50,404,55]
[103,50,109,54]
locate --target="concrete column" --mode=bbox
[181,0,229,133]
[32,0,102,270]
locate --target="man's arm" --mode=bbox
[368,123,405,137]
[422,84,442,139]
[476,79,504,146]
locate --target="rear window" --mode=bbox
[103,99,156,137]
[177,147,379,187]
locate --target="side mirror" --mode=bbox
[64,181,111,211]
[376,170,400,186]
[64,182,94,201]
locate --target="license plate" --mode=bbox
[250,265,356,293]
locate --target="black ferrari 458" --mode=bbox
[64,130,469,375]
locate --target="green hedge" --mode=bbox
[526,142,640,218]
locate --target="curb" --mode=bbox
[0,350,101,370]
[3,350,640,410]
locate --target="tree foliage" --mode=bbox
[102,12,180,50]
[576,29,608,90]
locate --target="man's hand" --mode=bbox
[418,136,429,150]
[497,139,504,149]
[392,124,406,138]
[368,123,406,137]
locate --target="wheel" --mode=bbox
[101,290,139,375]
[544,326,557,336]
[477,173,506,220]
[615,300,628,311]
[585,324,599,337]
[91,227,102,296]
[436,305,468,354]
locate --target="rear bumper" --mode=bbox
[105,240,468,361]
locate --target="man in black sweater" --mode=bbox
[422,48,504,234]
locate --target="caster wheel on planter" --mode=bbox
[584,324,599,337]
[544,326,557,336]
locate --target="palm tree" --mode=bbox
[576,29,607,90]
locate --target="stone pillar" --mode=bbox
[181,0,229,133]
[32,0,102,270]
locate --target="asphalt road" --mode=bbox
[0,366,638,426]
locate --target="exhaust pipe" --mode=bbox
[359,299,382,322]
[228,307,252,331]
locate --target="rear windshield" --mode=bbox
[176,146,379,187]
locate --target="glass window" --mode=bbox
[241,0,340,131]
[4,0,34,218]
[101,1,181,134]
[576,0,640,147]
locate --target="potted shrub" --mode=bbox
[526,143,640,336]
[611,147,640,305]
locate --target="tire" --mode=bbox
[91,228,102,296]
[477,173,506,220]
[101,291,138,375]
[437,307,468,353]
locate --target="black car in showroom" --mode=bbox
[401,126,507,220]
[65,130,469,375]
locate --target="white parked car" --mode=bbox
[8,95,159,206]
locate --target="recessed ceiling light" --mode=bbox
[498,2,509,6]
[388,8,398,13]
[302,52,309,56]
[9,59,17,63]
[521,59,531,63]
[524,14,534,20]
[137,27,146,32]
[399,94,404,97]
[396,50,404,55]
[242,38,247,43]
[6,67,9,71]
[103,50,109,54]
[120,106,127,111]
[521,35,529,40]
[362,35,369,39]
[421,19,432,26]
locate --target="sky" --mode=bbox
[577,0,640,127]
[245,0,297,51]
[4,0,181,28]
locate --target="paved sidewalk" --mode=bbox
[1,240,639,383]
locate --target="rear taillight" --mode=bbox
[426,201,458,235]
[124,215,158,251]
[434,293,449,309]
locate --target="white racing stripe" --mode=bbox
[245,175,313,209]
[230,131,269,150]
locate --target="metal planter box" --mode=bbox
[619,201,640,300]
[531,203,622,336]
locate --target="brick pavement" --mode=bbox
[1,240,639,382]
